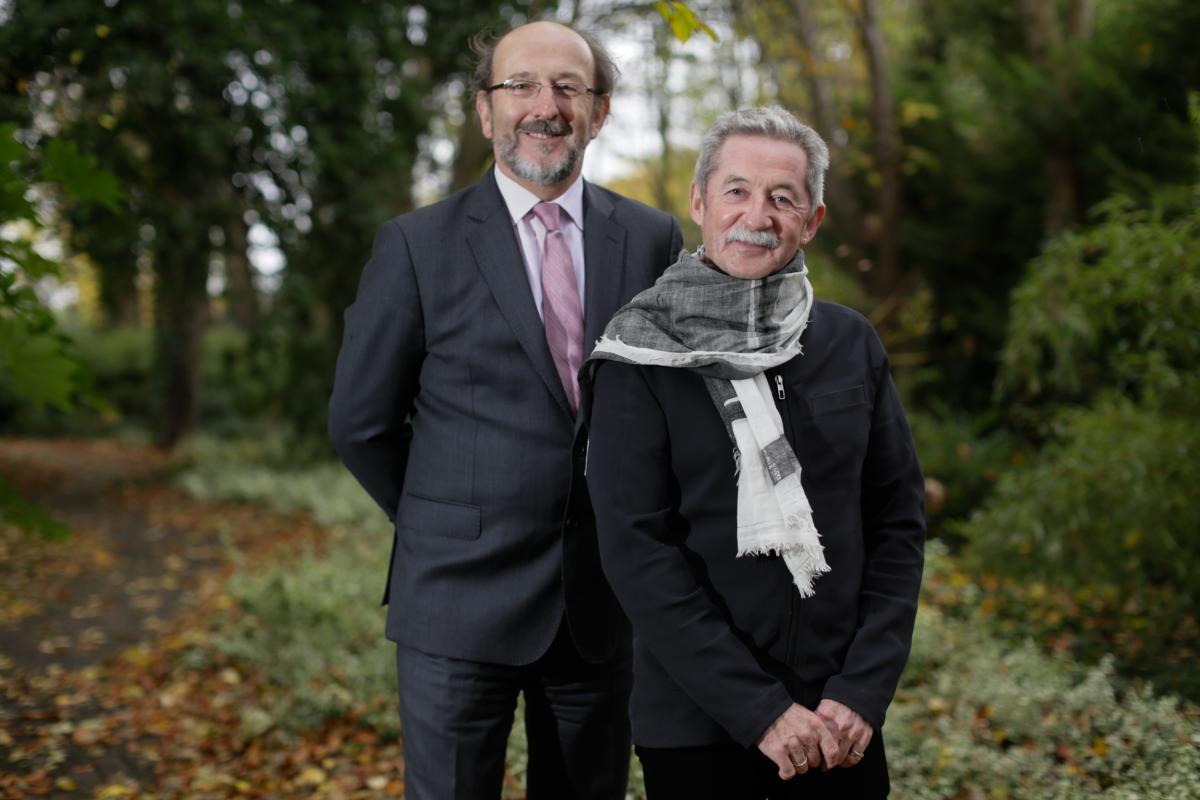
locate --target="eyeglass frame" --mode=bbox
[484,79,604,101]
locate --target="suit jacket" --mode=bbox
[329,171,682,666]
[586,300,925,749]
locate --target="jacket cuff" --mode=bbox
[820,677,886,730]
[737,684,797,749]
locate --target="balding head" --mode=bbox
[471,21,619,98]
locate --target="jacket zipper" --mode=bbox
[772,369,803,693]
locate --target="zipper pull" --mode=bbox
[775,374,786,400]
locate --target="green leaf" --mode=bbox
[41,138,123,210]
[0,237,61,281]
[0,317,81,411]
[0,122,25,165]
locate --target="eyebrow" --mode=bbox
[721,174,802,195]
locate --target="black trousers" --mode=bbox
[636,737,889,800]
[395,619,633,800]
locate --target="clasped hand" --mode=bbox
[755,699,873,780]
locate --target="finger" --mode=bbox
[843,729,872,768]
[801,734,820,777]
[782,734,811,777]
[774,749,797,780]
[829,734,850,770]
[816,723,841,772]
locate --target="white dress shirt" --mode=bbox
[493,166,587,320]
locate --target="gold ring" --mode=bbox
[850,750,865,760]
[792,757,808,769]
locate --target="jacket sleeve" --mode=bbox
[820,332,926,729]
[587,361,794,748]
[328,219,425,522]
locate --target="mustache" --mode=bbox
[519,119,571,136]
[725,227,780,249]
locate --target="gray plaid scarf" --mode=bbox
[587,247,829,597]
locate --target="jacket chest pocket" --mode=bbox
[795,383,870,489]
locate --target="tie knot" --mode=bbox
[532,201,564,232]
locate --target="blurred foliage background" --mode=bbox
[2,0,1199,796]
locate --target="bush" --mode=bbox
[995,190,1199,435]
[952,398,1200,696]
[889,579,1200,798]
[955,397,1199,603]
[176,437,394,735]
[210,530,397,736]
[908,409,1017,539]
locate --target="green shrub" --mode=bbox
[885,543,1200,799]
[908,409,1017,539]
[178,435,374,526]
[176,438,394,735]
[995,189,1199,434]
[211,530,398,736]
[955,397,1200,602]
[952,398,1200,696]
[888,597,1200,799]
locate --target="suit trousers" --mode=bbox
[636,737,889,800]
[395,618,633,800]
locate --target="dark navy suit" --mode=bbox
[329,170,681,799]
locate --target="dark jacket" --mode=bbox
[329,171,682,665]
[586,300,925,748]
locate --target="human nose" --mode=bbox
[529,84,562,116]
[744,194,775,229]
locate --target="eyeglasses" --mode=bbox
[484,79,600,101]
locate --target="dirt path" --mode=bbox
[1,439,216,673]
[0,438,405,799]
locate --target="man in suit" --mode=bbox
[328,20,682,800]
[585,106,925,799]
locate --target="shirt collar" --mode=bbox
[493,166,585,230]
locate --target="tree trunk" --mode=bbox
[653,23,673,213]
[1066,0,1096,39]
[450,115,493,193]
[152,234,210,450]
[1015,0,1063,66]
[854,0,903,300]
[98,259,142,327]
[768,0,867,272]
[1015,0,1093,234]
[223,216,259,329]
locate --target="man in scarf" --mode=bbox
[584,106,925,800]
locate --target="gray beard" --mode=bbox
[497,133,584,187]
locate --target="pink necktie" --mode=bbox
[532,202,584,414]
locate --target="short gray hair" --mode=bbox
[694,106,830,216]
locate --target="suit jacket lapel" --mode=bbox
[582,182,627,356]
[465,173,574,419]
